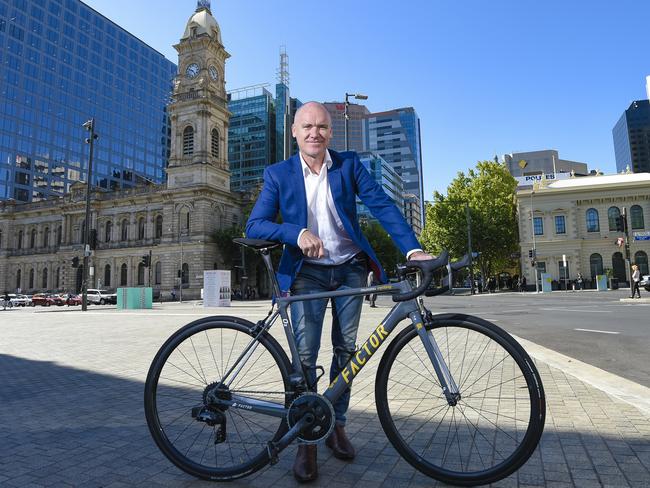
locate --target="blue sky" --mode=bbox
[83,0,650,200]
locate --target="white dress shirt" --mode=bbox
[298,151,361,265]
[297,150,423,265]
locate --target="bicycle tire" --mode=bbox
[375,313,545,486]
[144,316,293,481]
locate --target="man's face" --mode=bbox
[292,104,332,160]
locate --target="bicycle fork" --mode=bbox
[411,311,461,406]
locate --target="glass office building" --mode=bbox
[363,107,425,229]
[356,151,404,224]
[613,100,650,174]
[324,102,369,153]
[228,86,275,192]
[0,0,176,203]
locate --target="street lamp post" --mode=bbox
[530,189,539,293]
[344,92,368,151]
[81,119,98,311]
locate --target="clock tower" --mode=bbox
[167,1,231,191]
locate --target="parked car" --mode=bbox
[640,274,650,292]
[65,294,82,306]
[9,294,32,307]
[31,294,56,307]
[50,294,67,306]
[86,289,117,305]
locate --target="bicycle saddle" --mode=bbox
[233,237,282,251]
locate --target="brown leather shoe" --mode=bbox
[325,424,356,460]
[293,445,318,482]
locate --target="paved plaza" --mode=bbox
[1,297,650,487]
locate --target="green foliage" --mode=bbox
[212,225,244,269]
[420,160,518,277]
[360,221,403,277]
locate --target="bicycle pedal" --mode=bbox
[214,424,226,444]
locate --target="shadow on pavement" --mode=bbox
[0,354,649,487]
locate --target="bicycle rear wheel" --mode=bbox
[144,316,293,481]
[375,313,545,486]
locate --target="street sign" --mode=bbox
[633,231,650,241]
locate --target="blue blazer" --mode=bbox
[245,150,421,292]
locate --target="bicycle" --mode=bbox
[144,238,546,486]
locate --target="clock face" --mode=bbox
[208,65,218,81]
[185,63,200,79]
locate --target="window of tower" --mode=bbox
[183,126,194,156]
[211,128,219,158]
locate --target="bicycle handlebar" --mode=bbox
[392,250,449,302]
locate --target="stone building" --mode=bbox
[517,173,650,288]
[0,3,244,300]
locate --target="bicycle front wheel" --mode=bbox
[375,314,545,486]
[144,316,293,481]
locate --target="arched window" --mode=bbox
[105,221,112,242]
[17,230,23,249]
[120,263,128,286]
[138,217,145,240]
[154,261,162,285]
[589,253,603,279]
[586,208,599,232]
[608,207,621,231]
[211,128,220,158]
[630,205,645,230]
[104,264,111,287]
[183,126,194,156]
[43,227,50,248]
[180,207,190,234]
[612,252,626,282]
[137,263,145,285]
[30,229,36,248]
[635,251,649,275]
[29,268,35,289]
[42,267,48,289]
[16,269,21,290]
[55,267,60,289]
[56,225,62,245]
[181,263,189,285]
[155,215,163,239]
[121,219,129,241]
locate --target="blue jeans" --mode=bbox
[290,253,367,425]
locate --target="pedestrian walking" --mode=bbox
[170,289,177,301]
[630,265,641,298]
[2,291,9,311]
[576,272,583,291]
[367,270,377,307]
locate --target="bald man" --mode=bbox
[246,102,431,482]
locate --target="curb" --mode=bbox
[513,334,650,415]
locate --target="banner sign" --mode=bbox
[203,270,231,307]
[515,173,571,187]
[634,231,650,241]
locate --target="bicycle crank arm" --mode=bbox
[266,413,315,465]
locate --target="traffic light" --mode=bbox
[528,249,533,258]
[141,255,150,267]
[89,229,97,250]
[615,215,627,233]
[71,257,79,268]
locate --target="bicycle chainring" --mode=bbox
[287,392,335,444]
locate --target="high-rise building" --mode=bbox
[227,85,276,192]
[0,0,176,203]
[323,102,369,152]
[227,49,302,191]
[613,100,650,174]
[503,150,589,177]
[355,151,404,224]
[363,107,424,230]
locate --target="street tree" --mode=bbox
[420,160,519,280]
